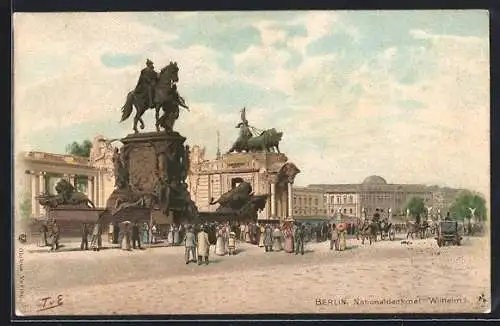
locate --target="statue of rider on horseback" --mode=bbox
[120,59,190,134]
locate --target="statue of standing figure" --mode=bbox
[112,148,129,189]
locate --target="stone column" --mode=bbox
[32,172,41,217]
[30,171,37,217]
[287,182,293,218]
[100,170,105,207]
[270,182,276,217]
[94,172,100,207]
[88,176,95,204]
[71,174,78,188]
[38,172,47,217]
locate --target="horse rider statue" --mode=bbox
[135,59,158,108]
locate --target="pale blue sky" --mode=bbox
[13,11,490,196]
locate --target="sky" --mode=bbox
[13,10,490,198]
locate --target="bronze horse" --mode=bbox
[120,61,180,133]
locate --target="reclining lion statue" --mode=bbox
[36,179,95,209]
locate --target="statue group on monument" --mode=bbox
[120,59,189,134]
[227,108,284,154]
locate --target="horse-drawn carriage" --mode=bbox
[435,220,462,247]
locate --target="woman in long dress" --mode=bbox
[258,224,265,247]
[215,227,227,256]
[173,225,180,245]
[167,224,174,245]
[283,224,294,253]
[120,223,131,250]
[245,223,251,243]
[141,222,149,244]
[272,226,283,251]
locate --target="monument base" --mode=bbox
[104,131,198,225]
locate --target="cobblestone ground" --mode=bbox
[14,234,490,315]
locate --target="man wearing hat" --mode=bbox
[135,59,158,108]
[183,226,197,264]
[196,225,210,265]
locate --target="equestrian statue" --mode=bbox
[120,59,190,134]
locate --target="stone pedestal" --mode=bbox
[120,131,187,193]
[106,131,196,225]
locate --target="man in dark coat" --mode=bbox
[80,223,89,250]
[40,222,49,247]
[49,220,60,251]
[132,220,141,249]
[263,224,273,252]
[294,224,305,255]
[112,221,120,244]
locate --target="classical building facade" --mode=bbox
[16,135,117,218]
[186,145,300,220]
[293,175,463,220]
[292,186,327,218]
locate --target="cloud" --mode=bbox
[13,11,490,202]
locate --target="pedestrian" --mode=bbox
[132,220,141,249]
[108,222,114,243]
[215,226,227,256]
[40,222,49,247]
[258,224,265,247]
[240,223,246,241]
[283,223,294,253]
[264,224,273,252]
[173,224,180,245]
[272,225,283,251]
[90,223,102,251]
[294,223,305,255]
[183,226,197,264]
[196,225,210,265]
[151,223,157,244]
[120,223,132,250]
[141,222,149,244]
[337,223,347,251]
[330,223,339,251]
[228,232,236,255]
[49,219,60,252]
[112,221,120,244]
[80,223,89,250]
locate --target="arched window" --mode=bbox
[343,208,347,214]
[349,195,353,203]
[337,197,341,204]
[350,208,353,214]
[343,195,347,204]
[315,198,318,206]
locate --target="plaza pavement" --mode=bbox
[14,234,490,315]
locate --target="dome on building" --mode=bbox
[362,175,387,185]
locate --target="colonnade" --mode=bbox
[25,169,108,217]
[268,178,294,219]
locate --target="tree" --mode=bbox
[65,139,92,157]
[404,196,426,218]
[449,190,487,221]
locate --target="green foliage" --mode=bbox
[449,190,487,221]
[19,195,31,220]
[404,196,426,217]
[65,139,92,157]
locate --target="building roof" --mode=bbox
[23,151,91,167]
[362,175,387,185]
